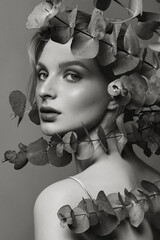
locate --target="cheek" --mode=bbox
[62,83,109,124]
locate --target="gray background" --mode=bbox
[0,0,160,239]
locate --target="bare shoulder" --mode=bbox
[34,177,87,209]
[34,178,88,240]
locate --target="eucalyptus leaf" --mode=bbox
[70,207,90,233]
[93,0,112,11]
[93,191,119,236]
[124,122,139,143]
[28,102,40,125]
[144,83,159,106]
[97,34,116,66]
[93,211,119,236]
[50,11,74,44]
[124,189,138,204]
[107,193,126,221]
[150,212,160,230]
[97,125,108,153]
[26,138,48,165]
[48,145,72,167]
[78,199,99,226]
[56,142,64,157]
[18,143,28,152]
[97,191,116,215]
[26,2,53,29]
[112,52,140,75]
[116,113,127,137]
[128,0,143,18]
[151,195,160,213]
[148,141,159,154]
[88,8,106,39]
[9,90,27,126]
[138,11,160,22]
[125,73,148,109]
[68,6,78,28]
[4,150,17,163]
[141,180,160,194]
[63,131,77,154]
[127,202,145,227]
[124,24,139,55]
[14,151,28,170]
[51,24,73,44]
[153,52,159,69]
[136,21,160,40]
[71,32,99,59]
[149,42,160,52]
[131,188,150,212]
[57,205,75,227]
[117,134,128,154]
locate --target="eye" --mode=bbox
[64,73,81,82]
[37,69,48,81]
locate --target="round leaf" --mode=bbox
[63,131,77,154]
[124,24,140,56]
[70,207,90,233]
[27,138,48,165]
[28,102,40,125]
[26,2,53,29]
[57,205,75,227]
[97,34,116,66]
[136,21,160,40]
[71,32,99,59]
[14,151,28,170]
[88,8,106,39]
[78,199,99,226]
[9,90,27,125]
[48,145,72,167]
[93,0,112,11]
[112,52,140,75]
[127,202,145,227]
[4,150,17,163]
[141,180,160,194]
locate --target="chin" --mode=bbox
[40,122,71,137]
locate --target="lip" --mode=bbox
[40,106,61,122]
[40,106,61,114]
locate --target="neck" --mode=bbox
[75,125,123,172]
[75,127,145,176]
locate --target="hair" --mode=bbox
[27,10,115,105]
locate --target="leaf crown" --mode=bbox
[3,0,160,169]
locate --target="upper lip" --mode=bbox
[40,106,61,114]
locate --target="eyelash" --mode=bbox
[64,72,82,82]
[37,70,48,81]
[36,69,82,83]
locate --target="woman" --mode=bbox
[22,0,160,239]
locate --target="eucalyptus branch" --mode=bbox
[60,190,160,221]
[54,16,155,71]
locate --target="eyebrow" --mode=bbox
[59,60,91,72]
[36,60,91,72]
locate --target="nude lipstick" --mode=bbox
[40,106,61,122]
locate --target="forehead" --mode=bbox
[38,39,99,70]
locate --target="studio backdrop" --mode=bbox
[0,0,160,240]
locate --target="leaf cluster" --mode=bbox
[5,0,160,164]
[57,180,160,236]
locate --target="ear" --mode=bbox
[107,98,118,110]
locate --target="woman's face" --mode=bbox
[36,39,111,136]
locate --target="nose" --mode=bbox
[37,76,57,100]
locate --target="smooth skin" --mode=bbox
[34,39,160,240]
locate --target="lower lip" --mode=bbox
[40,113,60,122]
